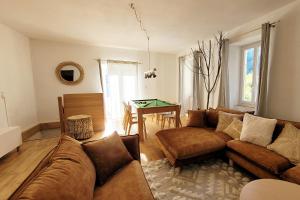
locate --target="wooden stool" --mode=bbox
[67,115,94,140]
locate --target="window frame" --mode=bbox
[239,42,261,107]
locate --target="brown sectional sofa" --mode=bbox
[10,135,154,200]
[156,108,300,184]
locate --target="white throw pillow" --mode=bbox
[240,113,277,147]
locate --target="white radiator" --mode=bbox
[0,127,22,158]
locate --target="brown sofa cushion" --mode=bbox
[282,165,300,185]
[217,107,254,115]
[226,151,278,179]
[93,160,154,200]
[186,110,206,127]
[17,136,96,200]
[205,109,219,128]
[215,131,233,143]
[82,132,133,185]
[156,127,226,160]
[227,140,292,174]
[121,134,140,161]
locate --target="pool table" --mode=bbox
[131,99,180,141]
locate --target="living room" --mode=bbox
[0,0,300,199]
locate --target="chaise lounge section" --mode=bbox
[156,107,300,184]
[156,127,226,166]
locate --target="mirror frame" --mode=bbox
[55,61,84,85]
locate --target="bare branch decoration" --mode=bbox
[190,32,225,109]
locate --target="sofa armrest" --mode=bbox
[121,134,140,161]
[282,165,300,184]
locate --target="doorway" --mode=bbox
[102,60,138,120]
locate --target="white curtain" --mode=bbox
[102,61,138,119]
[218,39,230,108]
[256,23,272,116]
[96,59,104,92]
[178,56,184,105]
[192,51,202,110]
[178,55,193,115]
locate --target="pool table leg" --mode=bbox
[175,105,180,128]
[137,109,144,141]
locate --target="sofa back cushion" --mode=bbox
[15,136,96,200]
[205,109,219,128]
[205,107,251,128]
[186,110,206,127]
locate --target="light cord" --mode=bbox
[130,3,151,70]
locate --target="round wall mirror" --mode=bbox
[55,61,84,85]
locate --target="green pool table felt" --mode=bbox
[132,99,175,108]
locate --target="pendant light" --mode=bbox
[130,3,157,79]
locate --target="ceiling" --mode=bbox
[0,0,295,53]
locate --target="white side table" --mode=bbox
[240,179,300,200]
[0,127,22,158]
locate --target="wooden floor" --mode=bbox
[0,116,186,200]
[0,129,60,200]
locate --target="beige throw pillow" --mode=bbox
[223,118,243,139]
[216,111,243,132]
[267,123,300,165]
[240,113,277,147]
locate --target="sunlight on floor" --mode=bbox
[103,117,139,137]
[140,153,148,163]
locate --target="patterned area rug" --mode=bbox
[142,159,253,200]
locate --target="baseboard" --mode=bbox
[22,124,41,140]
[40,122,61,130]
[22,122,61,141]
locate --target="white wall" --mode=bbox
[226,0,300,121]
[30,40,178,123]
[0,23,38,130]
[267,1,300,121]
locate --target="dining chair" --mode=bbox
[161,105,182,129]
[125,104,147,138]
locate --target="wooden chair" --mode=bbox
[161,105,182,129]
[156,112,171,125]
[58,93,105,134]
[124,104,147,137]
[122,101,129,133]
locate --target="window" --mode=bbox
[240,43,261,106]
